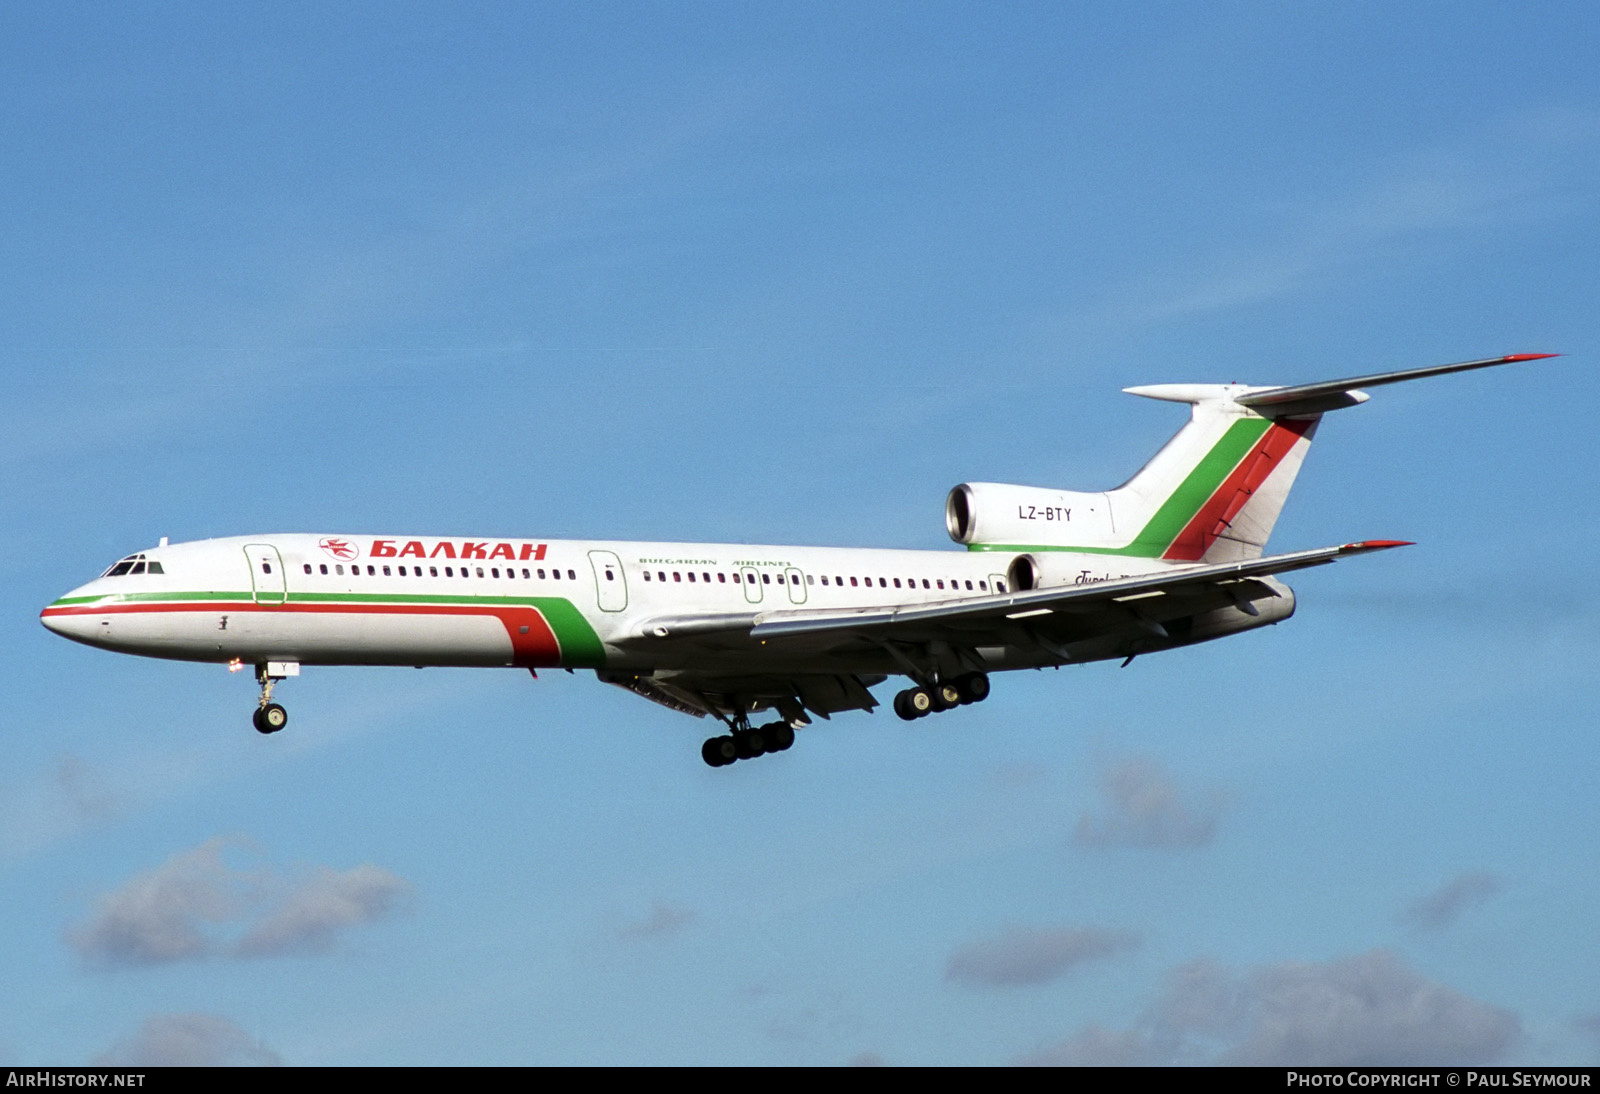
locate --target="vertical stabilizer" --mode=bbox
[1112,387,1320,562]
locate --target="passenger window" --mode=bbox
[261,562,271,574]
[687,572,695,582]
[605,569,615,581]
[879,578,886,587]
[522,568,530,578]
[718,573,726,583]
[319,564,328,575]
[937,579,945,589]
[643,571,652,581]
[732,572,740,583]
[979,581,987,591]
[568,569,575,580]
[965,580,973,590]
[383,566,392,576]
[806,574,814,585]
[303,564,312,574]
[762,573,770,584]
[476,567,484,578]
[444,567,453,577]
[492,568,500,578]
[893,578,901,588]
[850,577,858,587]
[703,573,710,583]
[335,564,344,575]
[997,580,1006,593]
[674,572,681,582]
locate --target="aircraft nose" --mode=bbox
[41,594,100,643]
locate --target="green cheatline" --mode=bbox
[966,418,1271,556]
[48,590,607,668]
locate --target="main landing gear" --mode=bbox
[701,711,798,768]
[249,661,297,734]
[892,672,989,720]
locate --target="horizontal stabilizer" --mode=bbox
[1235,353,1559,410]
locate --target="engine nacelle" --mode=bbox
[946,482,1119,550]
[1004,552,1127,591]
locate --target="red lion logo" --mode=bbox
[319,537,358,560]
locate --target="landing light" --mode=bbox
[228,659,243,673]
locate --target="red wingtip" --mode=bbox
[1352,540,1415,550]
[1503,353,1561,362]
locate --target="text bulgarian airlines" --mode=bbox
[368,540,548,561]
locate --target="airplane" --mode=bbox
[40,353,1558,768]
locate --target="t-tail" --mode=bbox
[947,354,1559,563]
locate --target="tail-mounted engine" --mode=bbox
[946,482,1119,551]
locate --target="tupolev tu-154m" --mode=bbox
[41,353,1558,767]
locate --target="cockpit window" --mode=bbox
[100,553,165,578]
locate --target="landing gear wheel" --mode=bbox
[933,683,962,711]
[906,687,934,718]
[702,736,737,767]
[960,672,990,703]
[894,690,917,721]
[769,723,795,751]
[255,703,287,734]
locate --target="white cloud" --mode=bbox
[65,838,243,966]
[66,837,408,967]
[947,926,1140,987]
[1404,872,1502,931]
[616,899,696,941]
[1018,1025,1164,1067]
[95,1013,281,1067]
[1023,949,1520,1067]
[1073,758,1222,850]
[237,863,409,957]
[1215,950,1520,1066]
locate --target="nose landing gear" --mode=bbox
[250,661,299,734]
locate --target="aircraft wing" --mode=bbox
[623,540,1409,653]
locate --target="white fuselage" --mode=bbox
[41,532,1179,676]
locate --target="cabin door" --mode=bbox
[243,544,287,606]
[588,550,628,612]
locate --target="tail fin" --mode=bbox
[1113,387,1319,563]
[951,354,1557,562]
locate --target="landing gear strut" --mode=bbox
[251,661,297,734]
[701,707,798,768]
[893,672,989,721]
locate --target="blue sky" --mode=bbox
[3,2,1597,1065]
